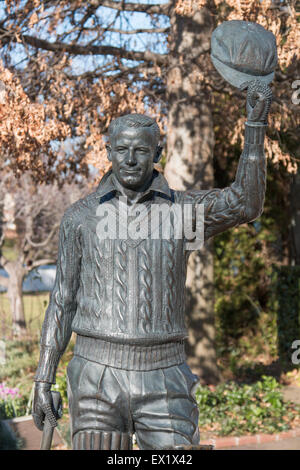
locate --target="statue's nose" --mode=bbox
[126,149,137,166]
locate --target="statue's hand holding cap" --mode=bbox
[210,20,278,90]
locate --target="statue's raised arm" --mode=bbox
[183,20,277,242]
[184,79,272,241]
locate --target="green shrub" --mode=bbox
[273,266,300,368]
[54,372,68,405]
[214,221,278,368]
[0,339,39,385]
[196,375,300,436]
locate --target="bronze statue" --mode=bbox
[33,21,277,450]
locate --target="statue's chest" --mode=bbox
[80,199,185,258]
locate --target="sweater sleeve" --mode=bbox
[34,208,81,383]
[183,122,267,242]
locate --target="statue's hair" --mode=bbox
[108,113,160,144]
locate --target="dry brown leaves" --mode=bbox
[175,0,207,16]
[175,0,299,174]
[0,61,70,179]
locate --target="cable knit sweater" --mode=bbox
[35,122,266,383]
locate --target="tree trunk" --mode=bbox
[164,1,221,384]
[5,261,27,337]
[290,170,300,265]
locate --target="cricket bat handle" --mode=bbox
[40,391,62,450]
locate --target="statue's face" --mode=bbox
[107,126,158,190]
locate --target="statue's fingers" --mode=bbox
[247,88,260,106]
[239,80,251,91]
[248,95,260,109]
[255,92,266,102]
[254,85,272,100]
[255,90,272,103]
[32,411,44,431]
[43,403,57,428]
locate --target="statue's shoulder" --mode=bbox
[172,188,211,204]
[62,190,99,226]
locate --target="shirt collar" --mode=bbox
[96,169,172,201]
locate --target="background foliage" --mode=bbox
[0,0,299,446]
[196,375,300,436]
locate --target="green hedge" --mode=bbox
[273,265,300,368]
[196,375,300,436]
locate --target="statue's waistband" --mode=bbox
[74,334,186,371]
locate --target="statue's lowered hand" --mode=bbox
[241,79,272,124]
[32,382,58,431]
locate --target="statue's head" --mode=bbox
[106,113,162,191]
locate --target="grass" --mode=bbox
[1,239,18,262]
[0,292,49,339]
[0,338,40,397]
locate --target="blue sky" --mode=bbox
[0,0,170,74]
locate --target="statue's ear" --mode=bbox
[106,145,112,161]
[154,145,163,163]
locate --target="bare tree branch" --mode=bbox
[65,62,163,81]
[106,26,170,34]
[91,0,171,15]
[30,258,56,269]
[5,32,168,66]
[25,223,60,248]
